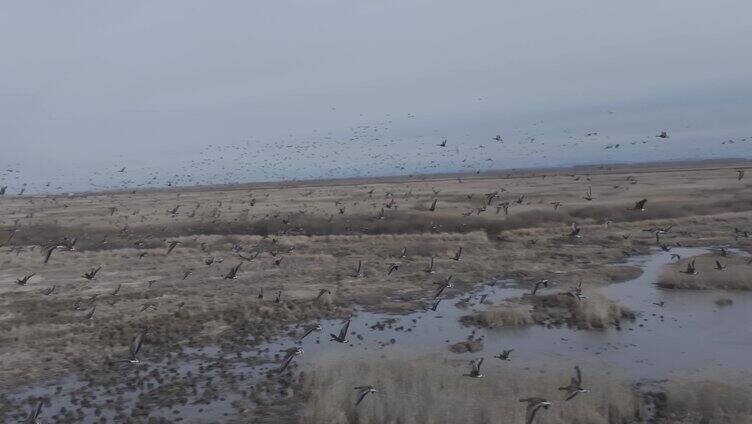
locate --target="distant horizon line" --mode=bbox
[8,157,750,199]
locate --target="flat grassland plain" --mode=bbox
[1,160,751,423]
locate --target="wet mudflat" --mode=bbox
[3,247,750,423]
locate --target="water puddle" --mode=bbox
[3,248,751,422]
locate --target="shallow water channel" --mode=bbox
[3,247,751,423]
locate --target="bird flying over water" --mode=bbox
[330,319,350,343]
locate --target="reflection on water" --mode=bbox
[3,248,751,422]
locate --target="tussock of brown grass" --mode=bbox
[301,356,644,424]
[530,291,634,330]
[657,254,752,290]
[655,380,752,423]
[461,303,534,328]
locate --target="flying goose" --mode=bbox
[493,135,503,142]
[85,306,96,320]
[671,253,681,261]
[558,365,589,401]
[279,347,304,372]
[583,186,593,201]
[451,247,463,261]
[316,289,331,299]
[519,398,551,424]
[111,283,122,295]
[656,130,669,139]
[274,291,282,303]
[438,138,447,147]
[129,330,146,363]
[330,319,350,343]
[165,240,181,255]
[633,198,647,211]
[430,298,442,311]
[353,260,365,277]
[16,273,35,286]
[653,301,665,307]
[738,169,745,181]
[464,358,484,378]
[494,349,513,361]
[355,385,378,406]
[224,262,242,279]
[387,263,399,276]
[237,250,261,262]
[429,198,438,212]
[568,222,581,238]
[81,265,102,280]
[399,247,408,259]
[424,256,435,274]
[683,259,698,275]
[298,324,323,342]
[515,194,526,204]
[550,201,562,210]
[434,275,454,299]
[43,245,59,264]
[42,285,55,296]
[530,279,548,296]
[273,256,284,266]
[715,260,726,271]
[0,185,6,196]
[25,399,43,424]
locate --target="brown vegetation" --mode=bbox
[301,355,644,424]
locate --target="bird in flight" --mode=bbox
[434,275,454,299]
[224,262,242,279]
[354,385,378,406]
[494,349,514,361]
[166,240,181,255]
[558,365,589,400]
[683,258,698,275]
[82,266,102,280]
[330,319,350,343]
[656,130,669,139]
[25,398,44,424]
[520,397,551,424]
[451,246,462,261]
[633,198,647,211]
[279,347,304,372]
[464,358,484,378]
[737,169,745,181]
[298,324,322,342]
[438,138,447,147]
[16,273,35,286]
[530,279,548,296]
[129,330,146,363]
[353,260,365,277]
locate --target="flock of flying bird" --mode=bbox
[5,158,749,424]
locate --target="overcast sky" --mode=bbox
[1,1,751,193]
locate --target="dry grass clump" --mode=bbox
[657,254,752,290]
[654,380,752,423]
[301,355,644,424]
[530,291,634,330]
[460,303,534,328]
